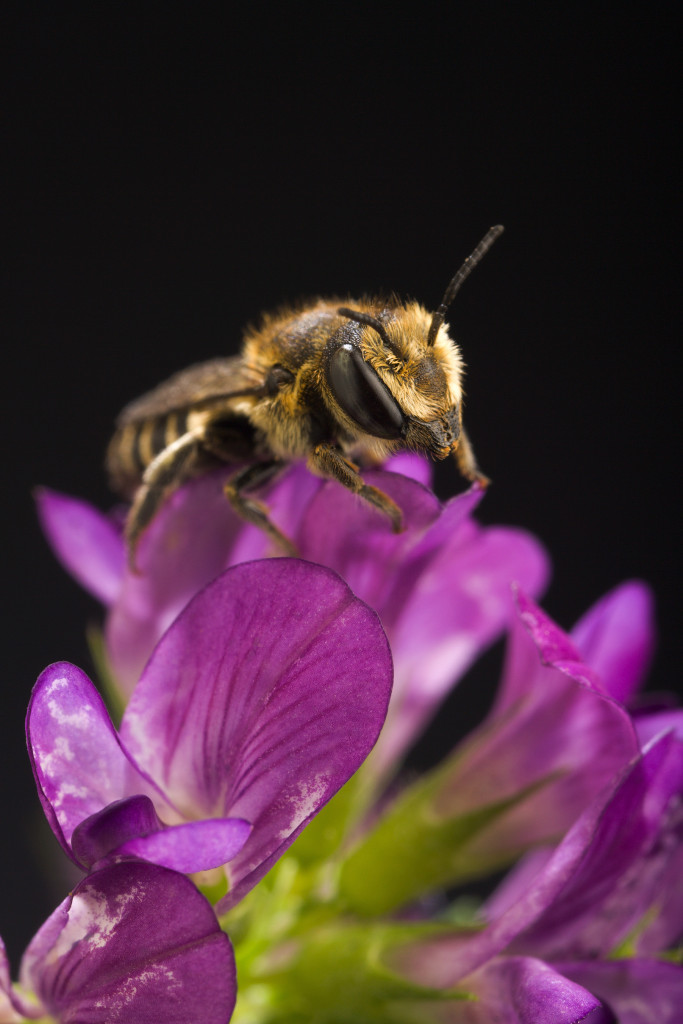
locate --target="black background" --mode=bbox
[2,6,679,967]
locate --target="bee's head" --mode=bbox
[325,305,460,458]
[326,225,503,459]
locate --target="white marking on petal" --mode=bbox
[43,881,142,966]
[277,773,330,840]
[94,965,181,1018]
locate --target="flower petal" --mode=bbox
[453,592,639,846]
[384,451,434,487]
[555,959,683,1024]
[26,663,173,865]
[457,956,601,1024]
[117,817,252,872]
[570,580,656,704]
[20,862,236,1023]
[120,559,393,908]
[70,795,164,868]
[35,488,125,605]
[633,706,683,747]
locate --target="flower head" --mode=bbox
[33,458,682,1021]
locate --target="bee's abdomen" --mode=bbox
[107,411,190,494]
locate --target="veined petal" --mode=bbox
[120,559,393,908]
[20,862,236,1023]
[570,580,656,704]
[35,488,125,606]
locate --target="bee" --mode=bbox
[107,225,503,565]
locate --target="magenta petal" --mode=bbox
[460,957,601,1024]
[556,960,683,1024]
[71,794,251,872]
[27,663,141,861]
[120,559,393,908]
[35,488,125,605]
[571,581,656,704]
[379,525,549,774]
[298,470,442,611]
[495,589,583,715]
[20,862,236,1024]
[117,817,252,872]
[429,592,638,850]
[71,795,164,868]
[383,451,434,487]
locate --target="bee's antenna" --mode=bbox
[426,225,504,347]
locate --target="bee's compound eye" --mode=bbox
[327,343,406,440]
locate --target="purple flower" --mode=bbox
[37,458,548,779]
[379,731,683,1021]
[27,559,392,911]
[0,861,236,1023]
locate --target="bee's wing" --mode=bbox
[116,356,264,425]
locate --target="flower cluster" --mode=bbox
[2,457,680,1022]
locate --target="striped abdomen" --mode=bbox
[106,410,194,496]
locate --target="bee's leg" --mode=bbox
[126,431,201,569]
[308,443,403,531]
[453,426,490,487]
[224,462,298,556]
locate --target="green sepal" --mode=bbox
[339,760,556,916]
[232,921,475,1024]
